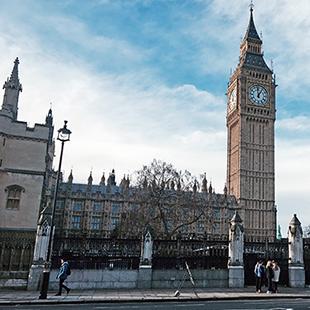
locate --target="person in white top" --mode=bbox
[272,260,281,293]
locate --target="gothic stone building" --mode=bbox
[226,7,277,241]
[1,6,278,285]
[0,59,54,277]
[53,7,277,247]
[53,170,238,256]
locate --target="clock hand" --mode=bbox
[257,88,262,98]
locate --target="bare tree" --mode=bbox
[304,225,310,238]
[115,159,214,239]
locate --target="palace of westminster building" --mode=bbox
[0,7,277,270]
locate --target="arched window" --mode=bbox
[5,185,25,210]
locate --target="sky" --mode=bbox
[0,0,309,233]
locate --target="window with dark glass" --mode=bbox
[91,216,101,230]
[5,185,24,210]
[72,201,83,211]
[72,216,81,229]
[93,202,102,212]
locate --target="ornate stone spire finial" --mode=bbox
[88,171,93,186]
[1,57,22,120]
[243,1,261,42]
[224,184,228,196]
[208,181,213,194]
[142,176,148,189]
[9,58,21,86]
[45,107,53,126]
[249,0,254,13]
[100,172,105,186]
[193,180,197,193]
[68,170,73,183]
[202,173,207,192]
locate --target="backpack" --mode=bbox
[66,263,71,276]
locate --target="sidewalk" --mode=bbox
[0,287,309,306]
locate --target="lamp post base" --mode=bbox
[39,270,50,299]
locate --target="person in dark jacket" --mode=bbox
[266,260,274,293]
[254,259,264,293]
[55,257,71,296]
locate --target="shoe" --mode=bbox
[67,288,71,295]
[55,293,61,296]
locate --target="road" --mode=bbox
[2,299,310,310]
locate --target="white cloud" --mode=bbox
[0,0,308,230]
[277,116,310,132]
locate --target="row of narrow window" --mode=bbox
[248,70,268,80]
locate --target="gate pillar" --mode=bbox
[288,214,305,287]
[137,229,153,289]
[228,211,244,288]
[27,204,52,290]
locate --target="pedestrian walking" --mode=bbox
[254,259,264,293]
[266,260,274,294]
[272,261,281,293]
[55,257,71,296]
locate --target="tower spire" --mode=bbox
[0,57,23,120]
[10,58,21,86]
[243,2,261,42]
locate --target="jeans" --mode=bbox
[58,278,69,295]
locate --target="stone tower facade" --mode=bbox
[0,58,54,285]
[226,7,277,241]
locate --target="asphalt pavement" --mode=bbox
[0,287,309,306]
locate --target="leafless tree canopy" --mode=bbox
[115,159,214,239]
[304,225,310,238]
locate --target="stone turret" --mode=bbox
[288,214,305,287]
[228,211,244,288]
[45,108,54,144]
[120,175,129,191]
[0,58,22,120]
[107,169,116,186]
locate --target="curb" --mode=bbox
[1,294,310,306]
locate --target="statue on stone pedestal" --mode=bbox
[287,214,305,288]
[228,211,244,266]
[228,211,244,288]
[141,230,153,266]
[288,214,304,265]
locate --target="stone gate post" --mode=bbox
[137,230,153,289]
[288,214,305,287]
[27,204,52,290]
[228,211,244,288]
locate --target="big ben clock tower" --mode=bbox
[226,5,277,242]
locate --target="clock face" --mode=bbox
[249,85,268,105]
[228,86,237,111]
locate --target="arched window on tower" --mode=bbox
[5,185,25,210]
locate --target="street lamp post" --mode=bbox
[39,120,71,299]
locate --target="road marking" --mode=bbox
[229,308,293,310]
[175,304,205,307]
[95,307,140,309]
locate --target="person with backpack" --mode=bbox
[254,259,264,293]
[55,257,71,296]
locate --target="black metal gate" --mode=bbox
[244,239,289,286]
